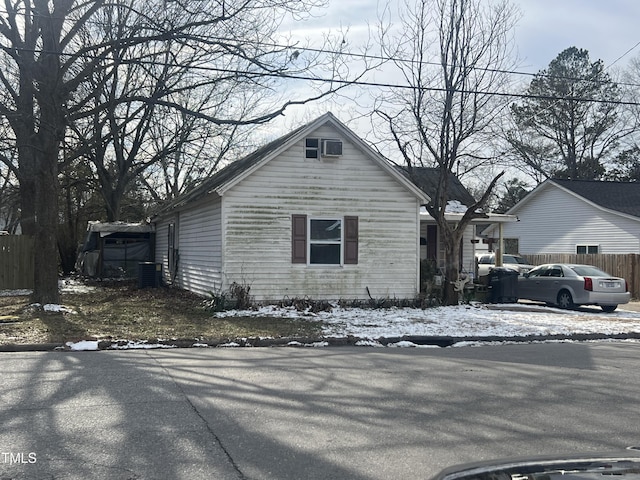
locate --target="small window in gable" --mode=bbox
[576,244,599,254]
[305,138,319,159]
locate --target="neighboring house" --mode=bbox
[483,179,640,255]
[402,168,483,274]
[152,112,429,301]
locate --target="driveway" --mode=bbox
[2,343,640,479]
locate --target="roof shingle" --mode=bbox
[552,179,640,218]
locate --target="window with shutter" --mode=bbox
[292,215,359,265]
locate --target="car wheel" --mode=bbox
[601,305,617,313]
[557,290,574,309]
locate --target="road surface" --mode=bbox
[2,343,640,479]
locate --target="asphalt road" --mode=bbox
[2,343,640,479]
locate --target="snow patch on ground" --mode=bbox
[66,340,99,351]
[108,341,177,350]
[215,302,640,340]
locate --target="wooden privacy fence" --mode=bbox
[523,254,640,299]
[0,235,34,290]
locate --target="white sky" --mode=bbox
[307,0,640,73]
[267,0,640,138]
[511,0,640,72]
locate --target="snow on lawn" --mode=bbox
[215,302,640,339]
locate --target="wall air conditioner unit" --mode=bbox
[321,139,343,157]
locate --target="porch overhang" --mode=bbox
[419,209,518,224]
[418,210,518,268]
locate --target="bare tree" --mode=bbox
[373,0,518,305]
[0,0,360,303]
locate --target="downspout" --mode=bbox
[416,200,421,296]
[496,222,504,267]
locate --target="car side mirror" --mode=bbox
[432,452,640,480]
[523,272,530,278]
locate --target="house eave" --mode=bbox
[420,210,518,223]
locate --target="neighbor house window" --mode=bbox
[291,215,358,265]
[576,245,599,254]
[305,138,319,158]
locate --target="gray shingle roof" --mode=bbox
[553,179,640,218]
[398,167,477,207]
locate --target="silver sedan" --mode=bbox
[518,263,631,312]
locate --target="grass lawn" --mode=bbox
[0,280,324,345]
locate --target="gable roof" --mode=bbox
[155,112,428,216]
[551,179,640,218]
[400,167,477,207]
[506,178,640,220]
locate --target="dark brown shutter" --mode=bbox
[344,216,358,264]
[291,214,307,263]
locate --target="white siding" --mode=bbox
[155,198,223,296]
[222,125,420,301]
[498,185,640,254]
[176,197,223,296]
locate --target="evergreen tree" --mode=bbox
[509,47,621,180]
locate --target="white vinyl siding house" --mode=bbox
[153,113,428,301]
[484,179,640,254]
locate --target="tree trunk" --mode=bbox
[18,162,37,236]
[442,237,460,306]
[31,142,61,304]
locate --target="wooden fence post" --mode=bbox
[0,235,35,290]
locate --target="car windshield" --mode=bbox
[504,255,529,265]
[569,265,611,277]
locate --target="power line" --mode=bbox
[609,40,640,69]
[1,0,639,88]
[1,27,639,105]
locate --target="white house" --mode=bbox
[153,113,429,301]
[483,179,640,255]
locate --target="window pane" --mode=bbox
[577,245,587,254]
[310,220,341,241]
[305,138,319,159]
[310,244,341,264]
[588,245,599,254]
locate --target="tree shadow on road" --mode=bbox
[1,343,640,479]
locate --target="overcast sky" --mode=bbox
[306,0,640,72]
[265,0,640,147]
[511,0,640,72]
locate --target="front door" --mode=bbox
[426,225,438,262]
